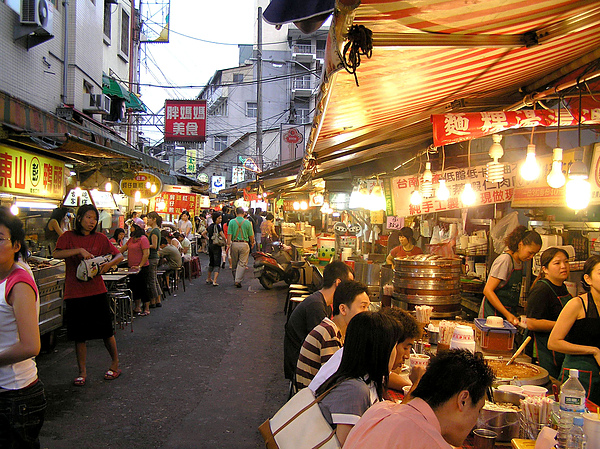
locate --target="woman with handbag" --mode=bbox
[314,311,401,446]
[203,211,226,286]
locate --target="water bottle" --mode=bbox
[567,416,587,449]
[559,369,587,449]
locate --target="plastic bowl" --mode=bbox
[521,385,547,397]
[452,325,475,341]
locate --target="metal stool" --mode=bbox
[285,289,309,314]
[290,261,307,285]
[286,296,306,322]
[171,266,186,293]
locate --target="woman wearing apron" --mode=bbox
[549,255,600,405]
[482,226,542,325]
[526,248,571,379]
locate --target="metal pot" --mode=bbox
[477,389,523,442]
[353,261,382,286]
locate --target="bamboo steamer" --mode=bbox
[392,255,462,319]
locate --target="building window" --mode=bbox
[214,136,228,153]
[316,40,326,59]
[120,9,130,57]
[209,99,228,117]
[293,40,312,54]
[293,74,311,90]
[295,101,310,124]
[103,1,112,40]
[233,73,244,83]
[246,102,257,118]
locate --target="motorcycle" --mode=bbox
[253,242,300,289]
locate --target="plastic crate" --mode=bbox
[474,318,517,352]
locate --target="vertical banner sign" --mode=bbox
[0,145,66,199]
[280,124,305,163]
[164,100,207,142]
[391,163,517,217]
[232,166,245,184]
[211,176,225,194]
[383,178,394,217]
[186,149,197,174]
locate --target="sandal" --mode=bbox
[104,369,122,380]
[213,282,219,286]
[74,376,86,386]
[206,279,212,284]
[138,311,150,316]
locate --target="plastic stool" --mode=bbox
[190,256,200,279]
[286,296,306,322]
[285,290,309,313]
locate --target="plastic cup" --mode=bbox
[473,428,497,449]
[402,385,411,397]
[409,353,430,371]
[521,385,547,397]
[583,413,600,449]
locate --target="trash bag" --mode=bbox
[490,211,520,254]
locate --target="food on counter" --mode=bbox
[487,359,541,379]
[483,401,521,412]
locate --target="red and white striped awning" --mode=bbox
[298,0,600,184]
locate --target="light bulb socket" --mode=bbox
[568,160,589,180]
[488,134,504,160]
[552,147,563,161]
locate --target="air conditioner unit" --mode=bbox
[20,0,52,32]
[83,94,111,115]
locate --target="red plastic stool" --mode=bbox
[190,256,200,279]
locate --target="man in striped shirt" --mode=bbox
[295,280,370,390]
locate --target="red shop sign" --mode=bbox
[164,100,207,142]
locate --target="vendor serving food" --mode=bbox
[526,247,571,379]
[386,227,423,265]
[481,226,541,325]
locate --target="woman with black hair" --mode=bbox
[119,218,151,316]
[526,247,571,379]
[202,211,225,286]
[386,227,422,265]
[482,225,541,325]
[110,228,125,248]
[315,311,401,446]
[0,207,47,447]
[44,206,69,252]
[53,204,123,386]
[549,255,600,404]
[146,211,163,308]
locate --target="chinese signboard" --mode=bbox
[510,148,582,208]
[232,166,245,184]
[432,108,600,147]
[391,163,518,217]
[186,149,197,174]
[119,172,162,198]
[157,192,197,216]
[211,176,225,194]
[164,100,207,142]
[0,146,66,200]
[281,124,305,163]
[588,143,600,205]
[198,173,209,183]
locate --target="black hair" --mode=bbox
[112,227,125,243]
[235,207,244,215]
[147,211,163,227]
[581,255,600,292]
[48,207,68,222]
[131,224,145,239]
[172,231,181,239]
[178,210,190,220]
[505,225,542,252]
[211,211,222,223]
[0,207,28,261]
[332,280,369,316]
[74,205,99,235]
[316,311,401,401]
[533,247,570,285]
[255,207,262,213]
[412,349,494,409]
[160,237,168,246]
[266,213,274,221]
[322,260,353,288]
[399,227,416,245]
[380,307,422,342]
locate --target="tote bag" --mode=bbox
[258,385,341,449]
[210,224,226,247]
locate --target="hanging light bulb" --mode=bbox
[566,148,590,210]
[436,179,450,201]
[349,184,361,209]
[421,162,433,198]
[150,183,157,194]
[486,134,505,183]
[293,201,300,210]
[105,178,112,192]
[546,147,566,189]
[134,190,141,202]
[10,203,19,215]
[461,183,476,206]
[145,181,151,189]
[300,201,308,210]
[369,183,386,211]
[410,190,422,206]
[358,182,369,209]
[520,144,541,181]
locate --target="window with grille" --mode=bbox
[103,2,111,40]
[214,136,228,153]
[233,74,244,83]
[247,102,257,118]
[293,75,311,90]
[120,9,130,57]
[295,100,310,124]
[209,100,228,117]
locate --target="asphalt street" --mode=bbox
[36,254,289,448]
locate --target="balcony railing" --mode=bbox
[293,44,313,54]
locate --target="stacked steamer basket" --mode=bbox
[392,255,462,319]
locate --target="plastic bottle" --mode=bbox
[559,369,587,449]
[567,416,587,449]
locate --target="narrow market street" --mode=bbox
[36,254,289,449]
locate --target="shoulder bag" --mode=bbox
[258,384,341,449]
[211,224,226,247]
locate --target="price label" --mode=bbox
[386,216,404,230]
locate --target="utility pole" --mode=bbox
[256,6,263,172]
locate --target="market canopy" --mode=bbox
[265,0,600,189]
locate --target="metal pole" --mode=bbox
[256,7,263,172]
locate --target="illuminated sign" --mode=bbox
[119,172,162,198]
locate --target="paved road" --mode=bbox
[37,255,289,448]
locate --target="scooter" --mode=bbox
[253,242,300,289]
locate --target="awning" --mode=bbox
[102,74,130,101]
[125,92,147,112]
[281,0,600,188]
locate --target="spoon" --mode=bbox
[506,336,531,365]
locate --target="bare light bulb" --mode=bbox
[300,201,308,210]
[349,185,361,209]
[410,190,422,206]
[150,183,157,194]
[134,190,141,201]
[369,184,386,211]
[566,178,591,210]
[461,183,476,206]
[293,201,300,210]
[105,180,112,192]
[10,204,19,215]
[421,162,433,198]
[547,148,565,189]
[436,179,450,201]
[520,144,541,181]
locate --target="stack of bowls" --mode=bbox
[450,325,475,353]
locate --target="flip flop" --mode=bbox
[74,376,86,386]
[138,311,150,316]
[212,282,219,286]
[104,369,122,380]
